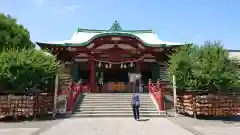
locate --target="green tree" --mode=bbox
[0,13,34,51]
[168,41,240,92]
[168,44,198,90]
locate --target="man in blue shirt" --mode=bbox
[131,93,140,120]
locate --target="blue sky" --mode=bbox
[0,0,240,49]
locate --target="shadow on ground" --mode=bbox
[0,114,68,123]
[196,115,240,122]
[138,118,150,121]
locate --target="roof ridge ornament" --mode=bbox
[109,20,122,31]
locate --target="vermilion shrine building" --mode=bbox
[36,21,185,93]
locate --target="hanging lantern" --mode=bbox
[109,63,112,68]
[98,62,101,67]
[123,64,127,68]
[105,64,108,68]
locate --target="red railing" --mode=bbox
[66,82,82,112]
[148,79,165,112]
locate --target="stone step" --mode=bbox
[82,100,153,103]
[81,101,153,104]
[84,95,151,98]
[59,83,71,86]
[59,80,71,83]
[60,75,70,77]
[80,102,154,105]
[83,96,152,99]
[75,110,159,114]
[78,104,156,108]
[85,93,149,95]
[59,86,69,88]
[83,97,151,99]
[71,93,163,118]
[76,107,157,111]
[86,93,149,95]
[84,96,151,99]
[71,113,167,117]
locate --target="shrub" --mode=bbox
[0,49,63,92]
[168,41,240,92]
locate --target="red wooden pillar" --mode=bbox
[89,58,97,92]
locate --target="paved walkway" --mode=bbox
[0,119,63,135]
[38,118,194,135]
[0,128,39,135]
[168,117,240,135]
[2,117,240,135]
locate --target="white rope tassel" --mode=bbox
[130,62,133,67]
[120,63,123,68]
[91,56,145,64]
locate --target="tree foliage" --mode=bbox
[0,49,63,92]
[0,13,34,51]
[168,41,240,92]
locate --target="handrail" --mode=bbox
[148,79,165,112]
[66,82,82,112]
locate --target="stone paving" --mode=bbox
[0,119,63,135]
[0,128,39,135]
[168,116,240,135]
[38,117,194,135]
[1,117,240,135]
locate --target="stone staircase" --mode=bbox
[58,63,72,93]
[72,93,167,117]
[159,62,169,83]
[159,62,174,112]
[159,62,173,91]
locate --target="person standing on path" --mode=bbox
[131,93,140,121]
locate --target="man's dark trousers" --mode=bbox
[132,104,140,120]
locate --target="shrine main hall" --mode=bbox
[36,21,188,92]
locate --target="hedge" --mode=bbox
[0,49,63,93]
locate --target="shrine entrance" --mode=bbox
[95,61,138,93]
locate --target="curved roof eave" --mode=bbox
[36,32,184,48]
[69,32,183,47]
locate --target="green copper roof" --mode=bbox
[109,21,123,31]
[77,21,153,33]
[37,20,183,47]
